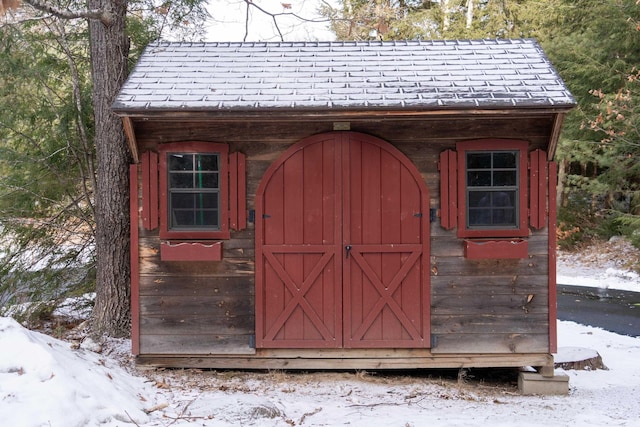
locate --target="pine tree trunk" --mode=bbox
[88,0,131,337]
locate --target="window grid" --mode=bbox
[465,150,519,229]
[167,153,220,231]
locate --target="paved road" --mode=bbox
[557,285,640,337]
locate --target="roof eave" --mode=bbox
[112,104,576,121]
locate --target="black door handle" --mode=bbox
[345,245,352,259]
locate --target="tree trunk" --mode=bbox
[466,0,474,29]
[88,0,131,337]
[557,159,567,209]
[442,0,451,32]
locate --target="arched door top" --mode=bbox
[255,132,431,349]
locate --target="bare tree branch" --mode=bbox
[16,0,114,25]
[241,0,332,42]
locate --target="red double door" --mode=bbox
[256,132,430,349]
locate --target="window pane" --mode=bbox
[172,210,194,227]
[468,191,490,208]
[468,191,491,226]
[171,193,195,210]
[199,172,219,189]
[467,153,491,169]
[169,154,193,171]
[493,152,517,168]
[202,193,218,209]
[197,154,218,171]
[492,208,515,226]
[493,171,517,186]
[491,191,515,208]
[172,195,192,225]
[199,210,219,227]
[468,171,492,187]
[468,208,491,226]
[169,172,193,189]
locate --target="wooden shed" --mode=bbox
[112,39,576,373]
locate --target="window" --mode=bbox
[158,142,230,240]
[167,153,221,231]
[439,140,550,258]
[459,140,528,238]
[455,140,529,238]
[137,142,246,261]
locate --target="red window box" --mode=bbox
[463,239,528,259]
[160,241,223,261]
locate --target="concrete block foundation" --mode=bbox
[518,371,569,395]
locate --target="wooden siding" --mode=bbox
[132,113,552,363]
[430,230,550,354]
[137,227,255,355]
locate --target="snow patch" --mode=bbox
[0,317,156,427]
[1,316,639,426]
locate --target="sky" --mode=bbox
[205,0,336,42]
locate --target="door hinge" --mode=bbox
[430,208,437,222]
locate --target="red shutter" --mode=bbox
[439,149,457,230]
[529,149,548,229]
[141,151,158,231]
[229,152,247,231]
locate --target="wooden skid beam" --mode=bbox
[136,352,553,371]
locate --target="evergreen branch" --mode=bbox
[21,0,114,25]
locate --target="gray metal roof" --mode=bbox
[112,39,576,114]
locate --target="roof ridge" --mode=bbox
[149,38,538,47]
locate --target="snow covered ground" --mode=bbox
[1,243,639,427]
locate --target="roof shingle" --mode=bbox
[112,39,576,113]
